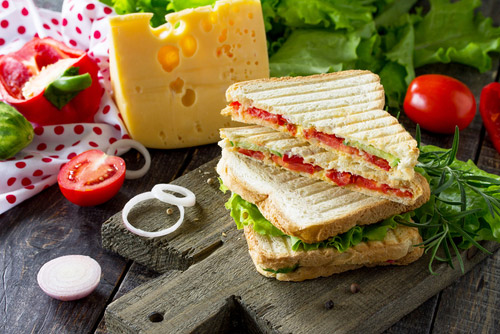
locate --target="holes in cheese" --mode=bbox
[219,28,228,43]
[248,12,253,19]
[182,89,196,106]
[135,86,143,93]
[216,45,233,58]
[194,121,202,133]
[180,35,197,57]
[170,78,184,93]
[201,18,212,32]
[158,45,180,72]
[108,0,270,149]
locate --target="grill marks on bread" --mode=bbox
[216,150,430,243]
[220,126,427,205]
[224,70,419,176]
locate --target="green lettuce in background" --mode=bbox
[265,0,500,107]
[100,0,500,108]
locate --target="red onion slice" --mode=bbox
[37,255,101,301]
[152,184,196,207]
[122,191,185,238]
[106,139,151,179]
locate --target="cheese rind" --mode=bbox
[109,0,269,148]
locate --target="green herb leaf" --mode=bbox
[44,67,92,110]
[415,129,500,273]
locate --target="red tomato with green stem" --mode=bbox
[58,150,126,206]
[403,74,476,134]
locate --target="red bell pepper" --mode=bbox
[479,82,500,155]
[0,37,102,126]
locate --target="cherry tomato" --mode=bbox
[57,150,126,206]
[403,74,476,134]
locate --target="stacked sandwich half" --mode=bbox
[216,70,430,281]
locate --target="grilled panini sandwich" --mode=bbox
[221,70,419,183]
[219,125,427,205]
[217,149,426,281]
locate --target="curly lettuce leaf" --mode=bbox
[223,191,412,253]
[271,0,378,31]
[269,29,361,77]
[374,0,417,28]
[290,213,409,252]
[414,0,500,72]
[102,0,172,27]
[224,193,285,237]
[169,0,215,11]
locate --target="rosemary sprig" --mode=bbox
[402,126,500,274]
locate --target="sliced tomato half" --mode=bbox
[57,150,126,206]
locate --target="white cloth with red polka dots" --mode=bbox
[0,0,128,214]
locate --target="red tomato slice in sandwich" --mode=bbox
[58,149,126,206]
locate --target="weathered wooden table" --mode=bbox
[1,1,500,333]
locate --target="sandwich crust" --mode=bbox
[217,149,430,244]
[245,225,423,281]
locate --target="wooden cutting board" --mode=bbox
[101,157,499,334]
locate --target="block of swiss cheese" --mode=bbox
[109,0,269,148]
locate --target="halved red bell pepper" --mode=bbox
[0,37,102,126]
[479,82,500,155]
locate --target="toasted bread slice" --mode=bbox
[217,149,430,243]
[220,125,426,206]
[221,70,418,181]
[244,225,423,281]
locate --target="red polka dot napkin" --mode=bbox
[0,0,127,214]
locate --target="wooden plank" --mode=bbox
[96,144,221,333]
[102,156,499,334]
[0,183,127,334]
[101,157,230,273]
[0,143,189,334]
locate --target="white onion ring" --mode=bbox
[122,191,185,238]
[106,139,151,180]
[152,184,196,207]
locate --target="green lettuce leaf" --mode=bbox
[414,0,500,72]
[269,29,361,77]
[223,191,412,253]
[169,0,215,11]
[271,0,378,31]
[224,193,285,237]
[289,213,409,252]
[101,0,172,27]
